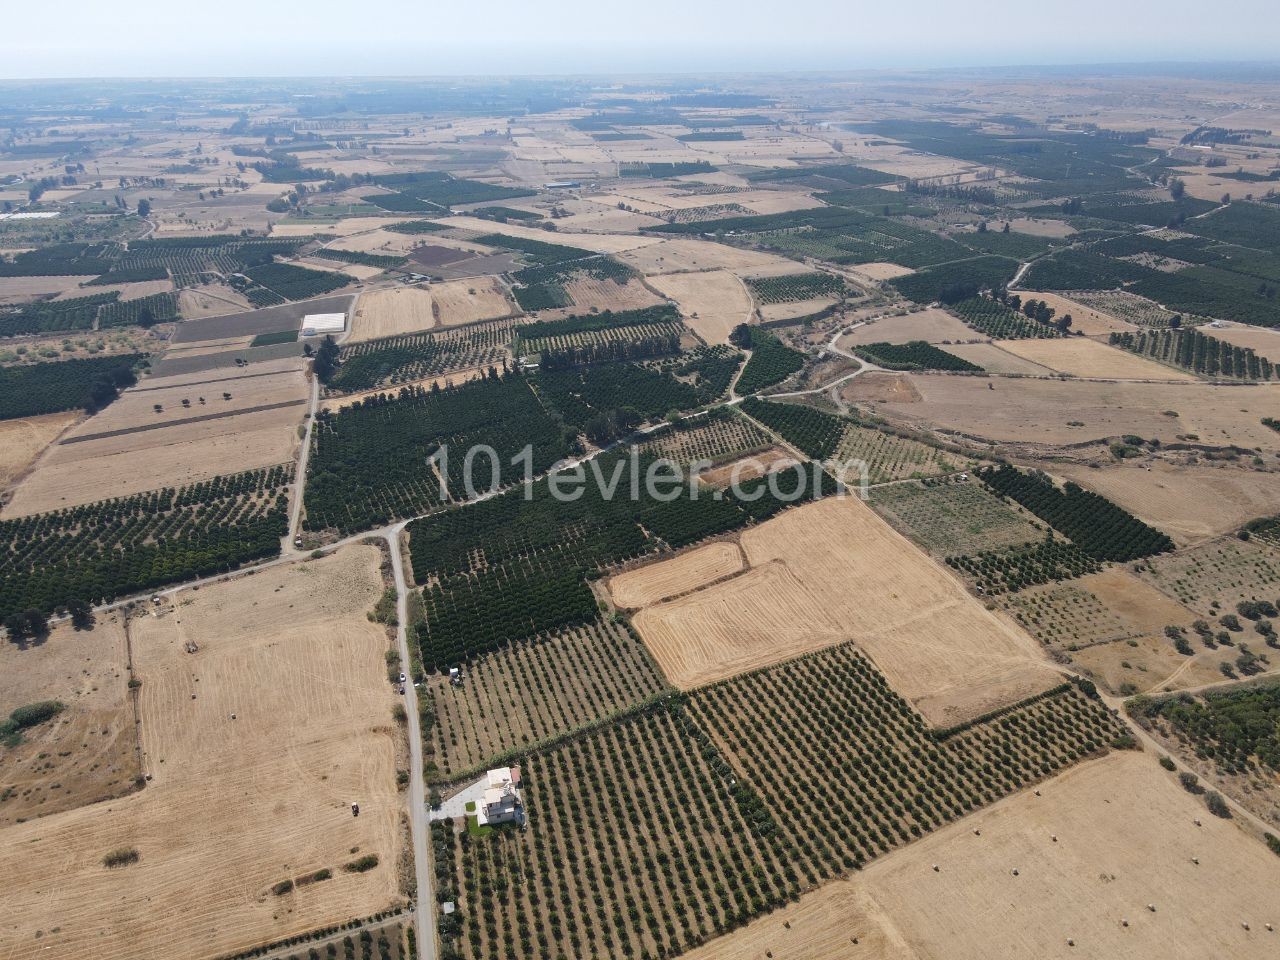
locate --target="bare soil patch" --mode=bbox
[0,546,402,960]
[693,751,1280,960]
[0,275,94,303]
[648,270,752,345]
[698,446,798,486]
[609,542,745,608]
[0,616,138,826]
[849,262,916,282]
[409,244,473,268]
[177,285,253,318]
[840,372,923,404]
[1018,290,1139,336]
[997,337,1197,380]
[621,237,801,275]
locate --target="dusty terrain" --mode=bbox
[430,276,517,326]
[648,270,752,344]
[4,361,306,516]
[632,496,1057,724]
[0,411,79,490]
[868,375,1280,452]
[349,287,436,341]
[1017,291,1139,336]
[841,308,978,346]
[0,547,402,960]
[686,751,1280,960]
[608,541,745,608]
[997,337,1198,380]
[0,617,138,826]
[1052,462,1280,545]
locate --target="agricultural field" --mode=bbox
[647,269,753,345]
[854,340,983,372]
[1135,536,1280,616]
[609,541,746,608]
[422,618,668,781]
[431,277,518,326]
[4,359,307,516]
[997,337,1200,380]
[869,478,1043,555]
[1110,326,1276,380]
[0,546,403,960]
[693,751,1280,960]
[949,296,1061,340]
[868,374,1280,452]
[635,410,774,464]
[349,287,437,341]
[1053,462,1280,546]
[735,327,807,393]
[834,421,969,483]
[1058,289,1183,329]
[0,616,138,826]
[632,496,1058,725]
[329,320,512,395]
[0,410,79,489]
[840,307,978,347]
[440,645,1124,960]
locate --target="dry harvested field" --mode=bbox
[608,541,745,608]
[632,496,1057,724]
[687,751,1280,960]
[0,275,92,303]
[177,285,253,318]
[562,275,662,313]
[0,616,138,826]
[1006,217,1076,237]
[841,308,978,347]
[349,287,436,341]
[997,337,1197,380]
[270,215,405,238]
[871,375,1280,451]
[447,216,662,254]
[759,294,840,323]
[4,362,305,515]
[320,365,488,413]
[0,411,79,489]
[620,237,802,275]
[698,446,798,486]
[302,257,385,282]
[1053,462,1280,545]
[0,546,402,960]
[943,341,1056,374]
[648,270,752,344]
[850,262,917,282]
[430,276,517,326]
[52,279,173,302]
[1206,323,1280,358]
[1017,290,1139,336]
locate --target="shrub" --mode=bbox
[1179,771,1202,793]
[1205,791,1231,818]
[343,854,379,873]
[102,847,140,868]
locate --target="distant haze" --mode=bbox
[5,0,1279,79]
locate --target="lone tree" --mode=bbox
[312,335,340,382]
[136,198,152,218]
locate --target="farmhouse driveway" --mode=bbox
[431,774,489,821]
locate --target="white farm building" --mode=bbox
[300,312,346,336]
[477,766,523,826]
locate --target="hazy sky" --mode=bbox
[5,0,1279,79]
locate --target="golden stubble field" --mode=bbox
[0,546,402,960]
[608,541,745,608]
[3,360,307,516]
[871,375,1280,451]
[996,337,1198,381]
[684,751,1280,960]
[349,287,437,341]
[630,496,1058,725]
[647,270,753,344]
[840,308,978,347]
[0,411,79,491]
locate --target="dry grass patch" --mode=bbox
[647,270,752,345]
[997,337,1197,380]
[620,237,800,275]
[1135,537,1280,616]
[942,342,1056,375]
[349,287,437,342]
[0,617,139,826]
[692,751,1280,960]
[0,546,402,960]
[849,262,916,282]
[841,309,977,347]
[871,375,1280,451]
[698,447,798,486]
[609,542,745,608]
[1014,290,1139,336]
[1054,463,1280,546]
[431,277,517,326]
[0,411,79,490]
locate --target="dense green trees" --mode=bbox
[735,328,805,393]
[0,353,147,420]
